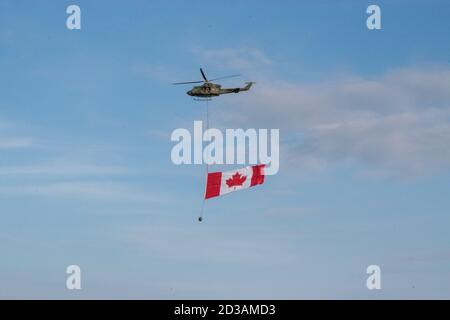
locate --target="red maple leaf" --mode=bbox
[226,172,247,188]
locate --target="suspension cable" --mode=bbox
[199,99,210,222]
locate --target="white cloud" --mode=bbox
[0,118,37,149]
[119,224,298,265]
[0,181,171,203]
[212,64,450,176]
[0,137,35,149]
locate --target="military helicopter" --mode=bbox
[173,68,254,99]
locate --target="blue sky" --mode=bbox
[1,0,450,299]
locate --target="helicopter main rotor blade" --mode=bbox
[172,70,240,85]
[200,68,208,82]
[209,74,241,81]
[172,80,204,85]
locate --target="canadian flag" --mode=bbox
[205,164,265,199]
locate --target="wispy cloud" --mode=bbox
[0,118,37,149]
[0,137,36,149]
[0,163,131,176]
[0,181,172,203]
[0,120,167,203]
[210,60,450,176]
[120,224,298,265]
[0,153,167,203]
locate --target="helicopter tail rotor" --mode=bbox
[242,82,255,91]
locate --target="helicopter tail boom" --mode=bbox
[219,82,254,95]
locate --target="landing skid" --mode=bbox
[194,98,212,102]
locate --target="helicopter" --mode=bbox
[173,68,254,99]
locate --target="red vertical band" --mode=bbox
[250,164,265,187]
[205,172,222,199]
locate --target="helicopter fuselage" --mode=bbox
[187,82,253,98]
[187,82,221,97]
